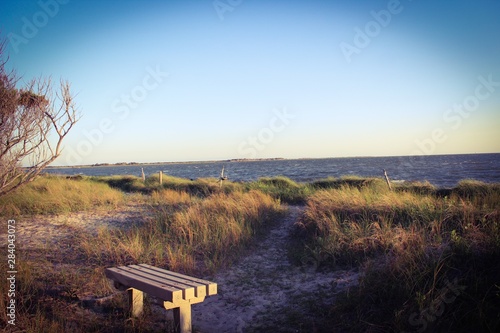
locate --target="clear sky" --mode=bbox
[1,0,499,166]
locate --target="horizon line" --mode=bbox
[46,151,500,169]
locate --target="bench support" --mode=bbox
[128,288,144,318]
[164,296,205,333]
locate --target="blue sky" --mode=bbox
[1,0,499,166]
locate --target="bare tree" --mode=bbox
[0,40,80,196]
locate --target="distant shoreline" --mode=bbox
[47,157,287,169]
[46,152,499,169]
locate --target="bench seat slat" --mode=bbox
[112,266,197,300]
[138,264,217,296]
[105,267,183,303]
[129,265,207,298]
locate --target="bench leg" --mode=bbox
[173,302,192,333]
[164,297,205,333]
[127,288,144,317]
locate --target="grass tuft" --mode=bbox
[248,176,312,204]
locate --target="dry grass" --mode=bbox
[80,189,285,275]
[294,185,441,266]
[3,174,499,332]
[246,176,312,204]
[292,180,500,332]
[0,175,124,216]
[96,174,244,197]
[0,175,285,332]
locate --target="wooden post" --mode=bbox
[383,169,393,191]
[173,302,192,333]
[219,166,227,189]
[159,171,163,185]
[141,168,146,182]
[164,296,206,333]
[128,288,144,317]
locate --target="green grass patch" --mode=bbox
[247,176,312,204]
[0,175,124,216]
[96,174,244,197]
[311,175,387,191]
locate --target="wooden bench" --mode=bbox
[105,264,217,333]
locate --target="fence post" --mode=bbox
[383,169,393,191]
[219,166,227,188]
[159,171,163,185]
[141,168,146,182]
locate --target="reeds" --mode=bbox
[292,180,500,332]
[247,176,312,204]
[80,189,285,275]
[3,174,499,332]
[96,174,243,197]
[0,175,124,216]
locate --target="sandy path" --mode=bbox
[192,206,359,333]
[10,202,359,331]
[14,201,149,261]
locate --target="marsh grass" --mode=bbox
[93,175,149,193]
[0,175,124,216]
[80,189,286,275]
[1,177,284,331]
[247,176,312,204]
[291,180,500,332]
[3,174,499,332]
[247,176,389,205]
[100,174,314,203]
[0,255,166,332]
[311,175,387,191]
[97,174,244,197]
[2,255,97,332]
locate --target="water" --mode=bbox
[46,153,500,188]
